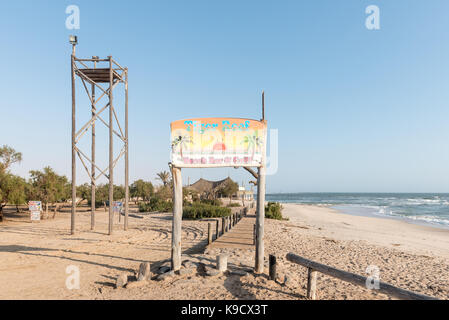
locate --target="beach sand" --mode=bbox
[0,204,447,300]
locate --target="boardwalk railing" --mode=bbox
[207,208,245,245]
[286,252,438,300]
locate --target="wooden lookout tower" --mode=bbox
[69,36,129,235]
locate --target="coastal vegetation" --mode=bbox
[182,202,231,220]
[265,202,286,220]
[0,145,247,222]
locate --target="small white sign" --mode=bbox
[30,211,41,221]
[28,201,42,221]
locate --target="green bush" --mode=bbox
[139,196,173,213]
[199,198,223,206]
[226,203,240,207]
[265,202,286,220]
[183,203,231,220]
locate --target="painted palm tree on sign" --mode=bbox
[172,134,193,158]
[242,131,263,159]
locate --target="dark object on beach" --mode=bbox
[269,255,277,281]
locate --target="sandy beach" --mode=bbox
[0,204,448,300]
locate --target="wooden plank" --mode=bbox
[286,253,437,300]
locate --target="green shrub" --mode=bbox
[226,203,240,207]
[183,203,231,220]
[265,202,286,220]
[199,198,223,206]
[139,196,173,213]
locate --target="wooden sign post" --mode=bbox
[169,104,268,273]
[171,165,183,271]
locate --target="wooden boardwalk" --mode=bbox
[208,214,256,250]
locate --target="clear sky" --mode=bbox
[1,0,449,193]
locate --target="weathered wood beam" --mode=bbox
[286,253,438,300]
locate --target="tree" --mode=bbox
[114,185,125,200]
[8,175,27,212]
[91,184,126,210]
[130,179,154,202]
[218,179,239,204]
[0,145,22,173]
[156,171,171,187]
[155,185,172,201]
[29,167,69,218]
[76,183,90,205]
[0,172,28,216]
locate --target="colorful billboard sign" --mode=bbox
[170,118,266,168]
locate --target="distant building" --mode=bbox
[187,177,253,201]
[237,185,254,201]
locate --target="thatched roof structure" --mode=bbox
[188,177,234,194]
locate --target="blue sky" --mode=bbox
[1,0,449,193]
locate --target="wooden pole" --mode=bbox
[253,224,256,245]
[262,90,265,120]
[255,164,266,273]
[171,166,182,271]
[208,222,212,245]
[124,68,129,230]
[71,49,76,235]
[222,217,225,235]
[91,56,97,231]
[269,255,277,281]
[217,254,228,272]
[307,268,318,300]
[286,253,437,300]
[108,56,114,235]
[215,220,219,240]
[255,104,267,273]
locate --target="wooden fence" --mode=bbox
[207,208,245,245]
[285,252,438,300]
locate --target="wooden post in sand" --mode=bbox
[307,268,318,300]
[222,217,226,235]
[216,220,219,240]
[269,255,277,281]
[255,96,267,273]
[171,166,182,271]
[253,224,256,245]
[217,254,228,272]
[208,222,212,245]
[255,160,266,273]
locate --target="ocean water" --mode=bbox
[266,193,449,229]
